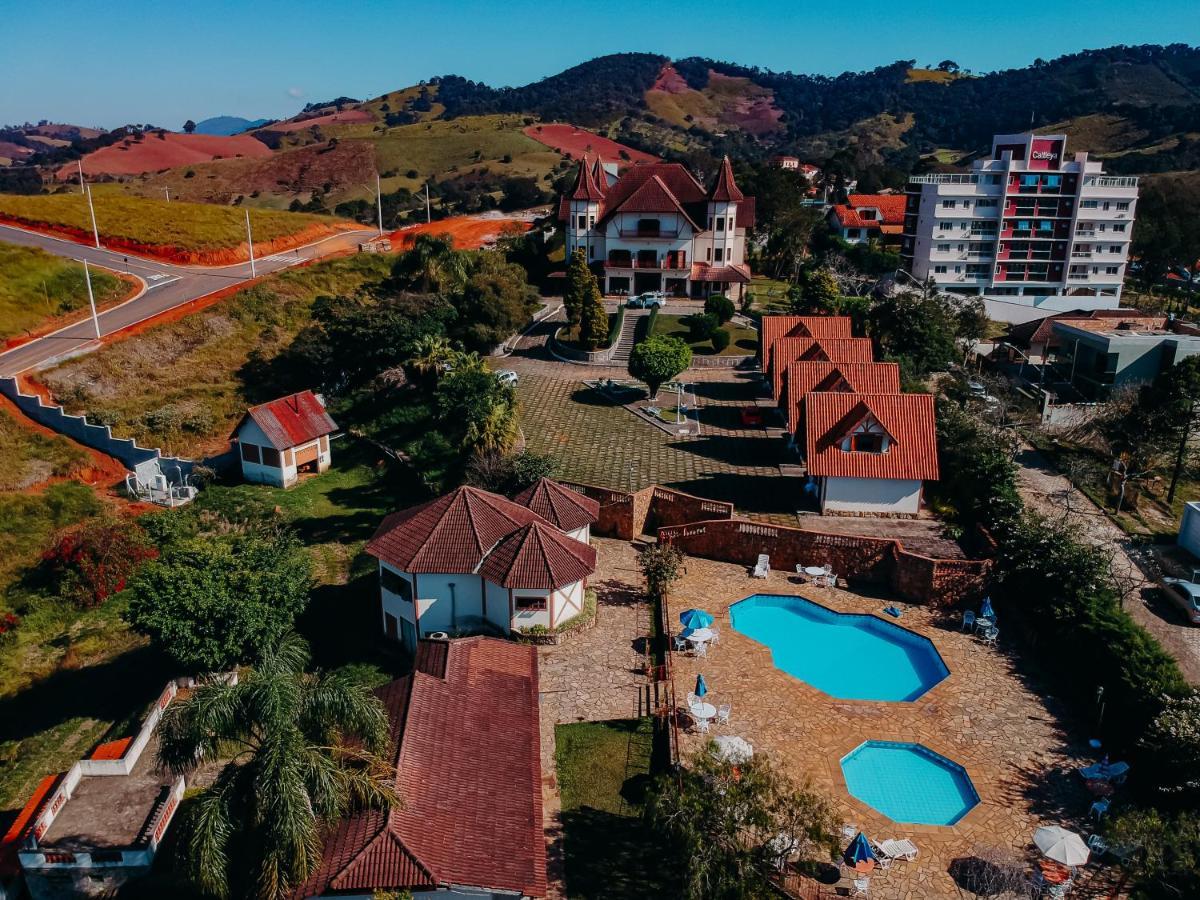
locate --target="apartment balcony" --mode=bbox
[616,228,682,240]
[604,259,689,271]
[1071,251,1093,259]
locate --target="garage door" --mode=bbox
[295,443,319,465]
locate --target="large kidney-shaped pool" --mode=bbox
[841,741,979,826]
[729,594,949,701]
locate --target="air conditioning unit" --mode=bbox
[427,631,450,640]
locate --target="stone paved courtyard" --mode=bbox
[538,539,1119,900]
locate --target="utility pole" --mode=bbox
[245,209,256,278]
[83,259,101,339]
[85,184,101,249]
[77,160,85,194]
[376,174,384,236]
[424,183,431,224]
[164,188,170,203]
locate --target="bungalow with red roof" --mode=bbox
[558,155,756,300]
[769,335,874,400]
[758,314,855,391]
[784,361,901,435]
[295,637,546,899]
[803,393,939,517]
[232,390,337,488]
[827,194,906,246]
[366,483,598,649]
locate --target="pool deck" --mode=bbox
[539,538,1121,900]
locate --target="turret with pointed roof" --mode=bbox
[569,156,605,201]
[709,156,745,202]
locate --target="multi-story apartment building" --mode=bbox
[901,133,1139,323]
[558,155,755,301]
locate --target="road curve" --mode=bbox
[0,223,376,375]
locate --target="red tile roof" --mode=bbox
[689,262,751,284]
[569,155,605,201]
[760,315,854,376]
[609,175,701,229]
[366,486,547,575]
[829,194,907,229]
[2,774,62,877]
[236,390,336,450]
[770,336,874,398]
[804,392,939,481]
[512,478,600,532]
[297,638,546,898]
[709,156,745,202]
[478,521,598,589]
[785,361,901,433]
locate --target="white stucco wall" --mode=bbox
[484,580,511,632]
[565,524,590,544]
[553,580,585,627]
[820,477,922,515]
[413,574,485,634]
[235,419,331,488]
[510,588,553,631]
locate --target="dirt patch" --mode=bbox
[522,124,658,167]
[1,270,141,353]
[58,132,273,179]
[260,109,373,133]
[389,214,532,250]
[651,63,691,94]
[0,394,128,493]
[0,216,360,267]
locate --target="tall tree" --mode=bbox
[390,233,468,293]
[628,335,691,400]
[578,262,608,350]
[157,634,398,900]
[182,119,197,134]
[1150,356,1200,503]
[563,248,592,330]
[1133,177,1200,299]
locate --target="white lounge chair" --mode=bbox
[876,838,918,863]
[753,554,770,578]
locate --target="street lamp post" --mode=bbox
[82,259,101,339]
[245,209,256,278]
[85,184,101,249]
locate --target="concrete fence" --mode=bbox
[0,377,194,483]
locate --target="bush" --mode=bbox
[703,294,735,324]
[44,517,158,608]
[682,312,718,342]
[628,334,691,400]
[710,328,731,353]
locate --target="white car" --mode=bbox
[496,370,519,387]
[1161,578,1200,625]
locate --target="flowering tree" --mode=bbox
[44,517,157,608]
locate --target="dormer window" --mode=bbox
[851,433,884,453]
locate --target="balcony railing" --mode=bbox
[1084,175,1139,188]
[908,173,982,185]
[604,259,688,270]
[616,228,682,239]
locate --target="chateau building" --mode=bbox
[558,155,755,300]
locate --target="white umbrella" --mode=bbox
[711,735,754,763]
[1034,826,1090,866]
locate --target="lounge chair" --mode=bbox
[876,838,918,863]
[753,554,770,578]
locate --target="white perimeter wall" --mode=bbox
[821,477,922,515]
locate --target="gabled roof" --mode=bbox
[569,155,605,202]
[609,175,702,229]
[512,478,600,532]
[478,520,597,589]
[690,262,751,284]
[770,336,874,398]
[297,638,546,899]
[1006,309,1167,349]
[785,361,901,433]
[235,390,336,450]
[829,194,907,229]
[760,315,854,375]
[709,156,745,202]
[804,393,939,482]
[366,485,548,575]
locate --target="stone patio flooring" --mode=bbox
[539,538,1118,900]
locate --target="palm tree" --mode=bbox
[406,334,456,384]
[156,633,398,900]
[394,232,468,293]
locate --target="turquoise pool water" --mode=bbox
[729,594,949,701]
[841,741,979,826]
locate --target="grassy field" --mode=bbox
[0,187,335,252]
[0,243,125,341]
[651,313,758,356]
[41,253,393,456]
[0,404,91,491]
[793,112,915,167]
[556,718,671,898]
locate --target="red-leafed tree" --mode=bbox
[44,517,157,608]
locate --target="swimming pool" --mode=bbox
[840,741,979,826]
[729,594,949,702]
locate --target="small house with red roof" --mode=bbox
[558,155,755,300]
[784,361,901,435]
[803,392,939,516]
[827,194,907,246]
[295,637,546,899]
[366,484,598,648]
[758,314,855,391]
[232,390,337,488]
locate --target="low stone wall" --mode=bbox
[689,354,754,369]
[562,482,733,538]
[549,327,616,364]
[646,486,734,530]
[563,482,638,540]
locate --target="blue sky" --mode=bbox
[4,0,1198,129]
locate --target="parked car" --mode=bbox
[967,379,987,397]
[1161,578,1200,625]
[627,292,666,309]
[496,370,519,387]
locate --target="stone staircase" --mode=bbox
[610,308,647,363]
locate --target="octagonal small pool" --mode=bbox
[729,594,949,702]
[840,740,979,826]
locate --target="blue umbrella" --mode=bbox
[680,608,714,630]
[981,596,996,620]
[695,674,708,698]
[843,832,877,871]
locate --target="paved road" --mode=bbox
[0,223,375,375]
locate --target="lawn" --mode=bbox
[749,275,791,313]
[0,187,337,253]
[0,243,125,341]
[41,252,394,457]
[0,403,91,490]
[651,313,758,356]
[556,718,673,898]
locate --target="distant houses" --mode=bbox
[827,194,906,246]
[232,390,336,488]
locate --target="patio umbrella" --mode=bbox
[843,832,877,873]
[695,674,708,698]
[1034,826,1090,867]
[712,735,753,763]
[981,596,996,619]
[680,608,714,630]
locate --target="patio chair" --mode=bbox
[851,876,870,897]
[794,564,807,582]
[961,610,976,632]
[672,633,689,653]
[842,824,858,840]
[686,692,699,707]
[1089,798,1110,821]
[695,717,710,735]
[709,625,722,644]
[1087,834,1108,857]
[694,641,708,658]
[753,554,770,578]
[981,626,999,646]
[716,703,731,725]
[877,838,918,862]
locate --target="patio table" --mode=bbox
[690,701,717,721]
[803,566,827,577]
[686,627,714,644]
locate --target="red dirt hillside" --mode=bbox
[523,124,658,167]
[60,132,273,178]
[389,214,532,251]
